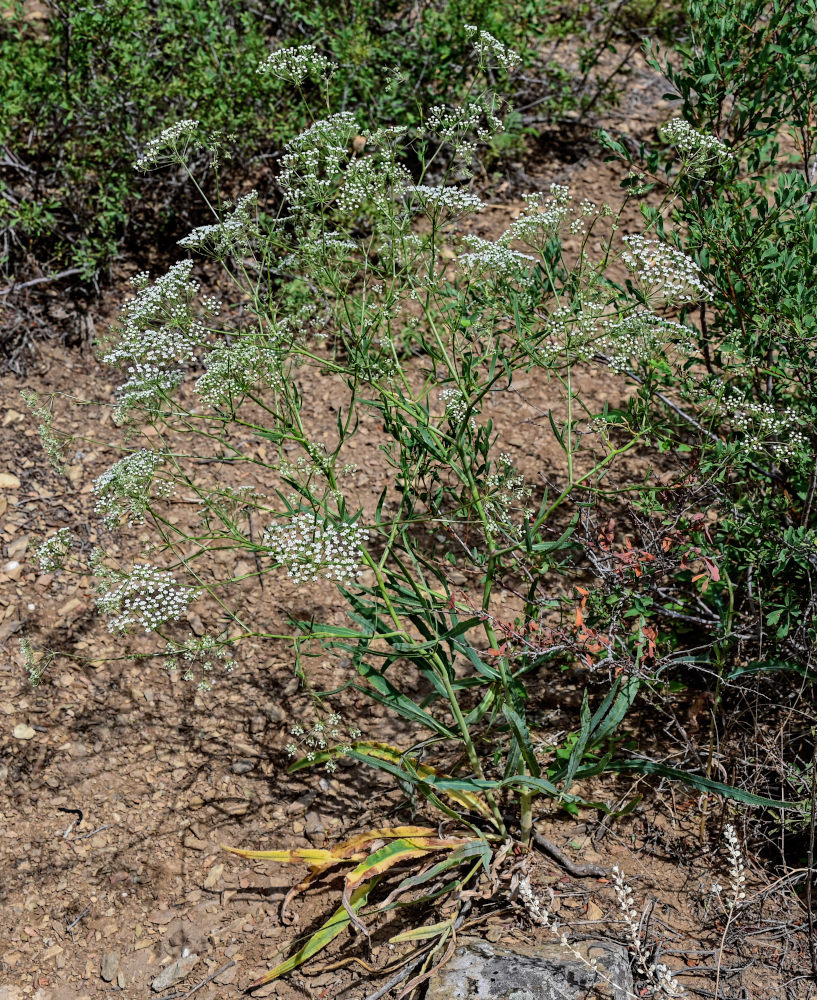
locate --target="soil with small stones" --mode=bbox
[1,54,812,1000]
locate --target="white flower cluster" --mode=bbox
[36,528,73,572]
[663,118,733,169]
[279,113,359,209]
[257,44,334,84]
[263,512,369,585]
[178,191,260,257]
[569,199,597,234]
[600,310,688,372]
[465,25,521,71]
[612,866,686,996]
[336,154,412,217]
[135,119,199,170]
[621,234,710,304]
[458,235,535,277]
[427,99,503,160]
[106,260,203,368]
[164,633,234,692]
[114,364,184,422]
[440,386,470,424]
[98,563,198,634]
[93,449,171,529]
[723,824,747,906]
[410,184,485,217]
[285,711,362,772]
[500,185,573,245]
[542,301,605,359]
[106,261,207,419]
[726,394,807,461]
[483,457,531,536]
[196,339,283,408]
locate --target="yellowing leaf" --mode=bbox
[389,920,453,943]
[353,742,495,820]
[220,845,358,866]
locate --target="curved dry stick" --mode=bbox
[532,828,607,878]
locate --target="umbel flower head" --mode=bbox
[135,120,199,170]
[93,449,171,529]
[97,563,198,634]
[621,234,710,304]
[464,25,521,72]
[263,511,369,585]
[663,118,733,171]
[257,43,335,84]
[36,528,74,572]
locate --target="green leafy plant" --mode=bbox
[28,17,803,985]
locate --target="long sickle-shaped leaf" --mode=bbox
[351,742,497,819]
[607,758,794,809]
[251,878,379,986]
[290,740,497,821]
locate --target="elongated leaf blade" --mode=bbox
[350,743,496,819]
[345,838,435,891]
[389,839,490,899]
[251,880,377,985]
[608,759,794,809]
[503,705,542,778]
[390,920,453,943]
[220,846,346,865]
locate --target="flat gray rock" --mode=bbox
[426,937,633,1000]
[151,952,199,992]
[100,951,119,982]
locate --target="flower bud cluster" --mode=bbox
[164,633,234,692]
[483,457,532,536]
[286,711,362,772]
[263,512,369,585]
[440,386,470,424]
[726,394,807,461]
[98,562,198,634]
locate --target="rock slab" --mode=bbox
[151,953,199,992]
[100,952,119,982]
[425,937,633,1000]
